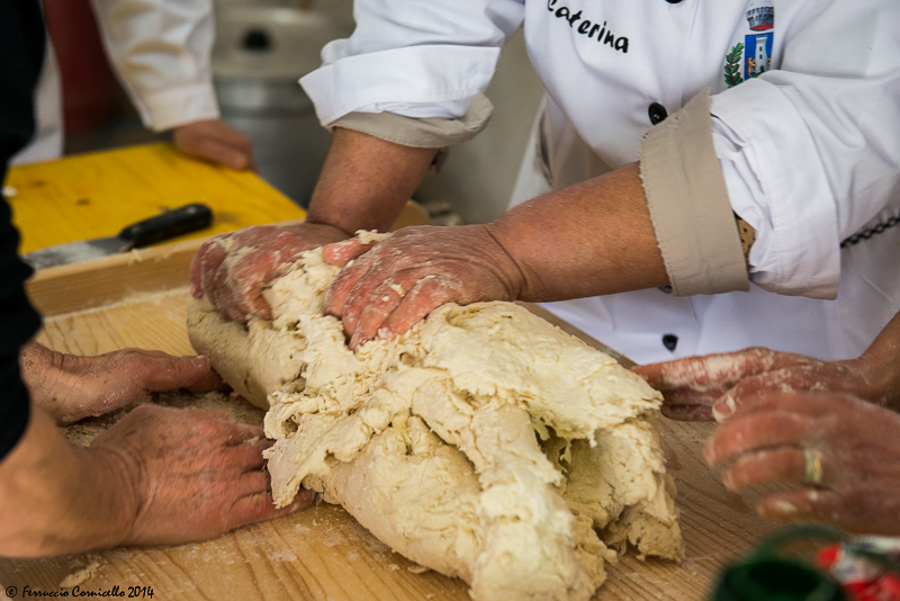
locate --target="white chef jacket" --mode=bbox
[13,0,219,165]
[301,0,900,364]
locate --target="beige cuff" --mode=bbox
[330,94,494,173]
[639,88,749,296]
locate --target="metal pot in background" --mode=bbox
[212,5,351,206]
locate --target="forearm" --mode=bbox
[488,162,669,302]
[305,128,438,235]
[0,406,134,557]
[854,311,900,410]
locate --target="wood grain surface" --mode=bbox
[0,248,784,601]
[1,144,781,599]
[7,143,307,255]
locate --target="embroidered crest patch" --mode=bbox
[724,3,774,88]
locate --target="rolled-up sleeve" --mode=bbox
[640,89,749,296]
[89,0,220,131]
[331,93,494,150]
[710,0,900,299]
[300,0,524,129]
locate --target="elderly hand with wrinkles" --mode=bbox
[189,127,443,325]
[3,342,314,557]
[191,223,350,323]
[633,311,900,534]
[19,341,227,425]
[633,309,900,421]
[632,348,881,421]
[173,118,256,171]
[323,224,523,349]
[704,391,900,535]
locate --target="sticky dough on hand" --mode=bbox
[187,234,683,601]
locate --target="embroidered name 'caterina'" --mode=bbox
[547,0,630,53]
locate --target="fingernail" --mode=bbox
[702,442,716,464]
[721,471,734,490]
[762,500,798,518]
[712,396,736,422]
[348,332,362,351]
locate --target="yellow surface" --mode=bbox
[7,143,306,254]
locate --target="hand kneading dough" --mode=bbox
[187,236,683,601]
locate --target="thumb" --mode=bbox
[322,238,376,267]
[141,355,228,393]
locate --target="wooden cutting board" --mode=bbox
[6,143,309,255]
[0,239,784,601]
[1,142,783,599]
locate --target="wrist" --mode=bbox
[845,352,899,409]
[0,409,138,556]
[34,442,143,553]
[300,220,355,240]
[308,128,434,234]
[481,223,527,301]
[84,443,143,549]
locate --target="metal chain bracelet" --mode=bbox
[840,213,900,248]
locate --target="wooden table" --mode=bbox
[0,144,783,601]
[7,143,307,255]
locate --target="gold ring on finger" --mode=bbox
[383,279,406,298]
[803,448,823,486]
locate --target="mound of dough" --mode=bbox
[187,238,683,601]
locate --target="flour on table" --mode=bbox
[187,235,683,601]
[59,554,102,588]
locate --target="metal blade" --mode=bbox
[21,236,131,270]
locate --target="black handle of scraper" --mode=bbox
[117,203,214,248]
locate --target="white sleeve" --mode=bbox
[300,0,525,126]
[89,0,219,132]
[709,0,900,300]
